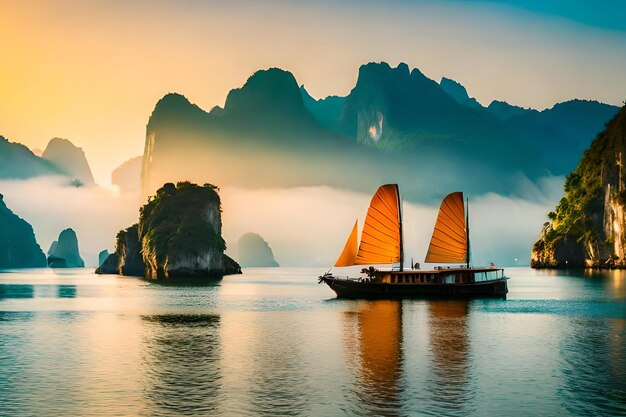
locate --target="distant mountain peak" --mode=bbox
[223,68,307,117]
[148,93,206,128]
[439,77,483,110]
[42,137,94,186]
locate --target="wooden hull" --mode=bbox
[320,276,508,300]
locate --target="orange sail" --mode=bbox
[425,192,467,263]
[354,184,401,265]
[335,220,359,267]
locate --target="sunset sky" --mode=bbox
[1,0,625,185]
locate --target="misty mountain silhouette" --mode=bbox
[486,100,531,122]
[0,135,63,179]
[141,63,619,202]
[42,138,95,186]
[0,193,47,268]
[439,77,483,111]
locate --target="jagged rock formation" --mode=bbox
[141,62,618,203]
[237,233,279,267]
[95,252,118,274]
[97,182,241,280]
[115,225,145,276]
[439,77,483,110]
[94,225,146,275]
[0,135,63,179]
[47,241,58,256]
[531,105,626,268]
[487,100,532,122]
[98,250,110,267]
[300,86,346,131]
[42,138,95,186]
[47,228,85,268]
[0,194,47,268]
[111,156,142,194]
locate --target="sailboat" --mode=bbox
[319,184,508,299]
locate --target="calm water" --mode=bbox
[0,267,625,417]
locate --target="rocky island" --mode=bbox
[48,228,85,268]
[531,105,626,268]
[237,232,279,267]
[97,182,241,281]
[0,194,47,268]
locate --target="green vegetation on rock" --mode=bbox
[98,181,240,280]
[140,182,225,264]
[532,105,626,268]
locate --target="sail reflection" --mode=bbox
[426,300,473,415]
[140,314,222,416]
[344,300,403,416]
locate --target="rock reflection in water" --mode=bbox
[426,300,473,415]
[0,284,34,299]
[140,314,222,416]
[56,285,76,298]
[343,300,403,417]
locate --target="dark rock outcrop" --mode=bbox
[97,182,241,280]
[140,182,240,279]
[531,105,626,268]
[42,138,95,186]
[98,250,110,267]
[237,233,279,267]
[439,77,483,110]
[95,253,118,274]
[0,194,47,268]
[116,225,145,276]
[487,100,532,122]
[47,228,85,268]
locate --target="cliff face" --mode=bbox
[97,182,241,280]
[531,106,626,268]
[98,250,110,267]
[42,138,95,186]
[47,228,85,268]
[140,182,240,279]
[237,233,279,267]
[0,194,47,268]
[116,225,145,276]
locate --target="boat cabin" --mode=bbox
[372,268,505,285]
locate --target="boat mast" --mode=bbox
[466,197,470,269]
[397,185,404,272]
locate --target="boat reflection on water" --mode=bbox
[140,314,223,416]
[426,300,473,415]
[343,300,403,416]
[342,300,475,416]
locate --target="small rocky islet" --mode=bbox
[97,181,241,281]
[47,228,85,268]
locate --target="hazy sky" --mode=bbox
[1,0,625,185]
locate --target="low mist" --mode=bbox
[221,175,564,268]
[1,175,563,270]
[0,177,140,267]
